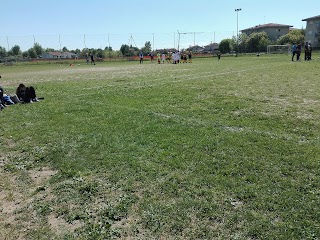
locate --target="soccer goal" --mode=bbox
[267,45,291,55]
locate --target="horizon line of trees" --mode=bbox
[0,40,181,60]
[0,29,306,59]
[218,29,306,54]
[0,40,155,60]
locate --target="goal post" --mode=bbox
[267,44,291,55]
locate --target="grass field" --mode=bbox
[1,54,320,239]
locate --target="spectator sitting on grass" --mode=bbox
[0,76,5,110]
[16,83,39,103]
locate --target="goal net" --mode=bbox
[267,45,291,55]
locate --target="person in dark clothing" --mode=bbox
[16,83,38,103]
[0,85,4,110]
[0,75,5,110]
[291,43,297,61]
[308,43,312,60]
[304,42,309,61]
[86,53,89,64]
[90,53,95,65]
[217,52,221,61]
[188,51,192,63]
[139,51,143,64]
[296,43,302,61]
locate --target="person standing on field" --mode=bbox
[291,43,297,61]
[162,53,166,64]
[304,42,309,61]
[90,53,95,65]
[188,51,192,63]
[296,43,301,61]
[217,52,221,61]
[157,52,161,64]
[166,52,172,63]
[85,53,89,64]
[308,43,312,60]
[139,51,143,64]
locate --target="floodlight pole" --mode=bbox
[177,30,180,51]
[108,33,110,50]
[6,36,9,51]
[59,34,62,51]
[235,8,241,57]
[152,33,154,51]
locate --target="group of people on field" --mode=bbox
[149,51,192,64]
[0,76,40,111]
[85,52,95,65]
[139,51,193,64]
[292,42,312,61]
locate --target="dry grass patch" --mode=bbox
[0,164,58,239]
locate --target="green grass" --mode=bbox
[1,54,320,239]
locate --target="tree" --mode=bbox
[33,42,43,56]
[141,41,152,55]
[7,50,13,56]
[22,51,29,58]
[11,45,21,56]
[239,33,249,52]
[119,44,137,57]
[45,48,55,52]
[0,46,7,58]
[80,48,89,58]
[73,49,81,54]
[96,48,105,58]
[88,48,97,56]
[219,39,232,53]
[245,32,271,52]
[120,44,130,56]
[28,48,37,58]
[276,29,305,45]
[62,46,68,52]
[106,50,121,58]
[230,37,237,52]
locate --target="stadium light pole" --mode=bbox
[235,8,241,57]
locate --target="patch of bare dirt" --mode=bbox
[0,166,60,239]
[48,213,83,236]
[28,168,57,186]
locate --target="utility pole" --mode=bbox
[235,8,242,57]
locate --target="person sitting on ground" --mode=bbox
[0,77,5,110]
[16,83,39,103]
[3,94,15,105]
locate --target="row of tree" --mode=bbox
[0,43,119,59]
[0,41,154,60]
[0,39,157,60]
[0,29,306,59]
[218,29,305,54]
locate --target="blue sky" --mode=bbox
[1,0,319,51]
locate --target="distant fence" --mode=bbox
[0,32,234,52]
[0,53,244,66]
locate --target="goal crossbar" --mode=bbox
[267,45,291,55]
